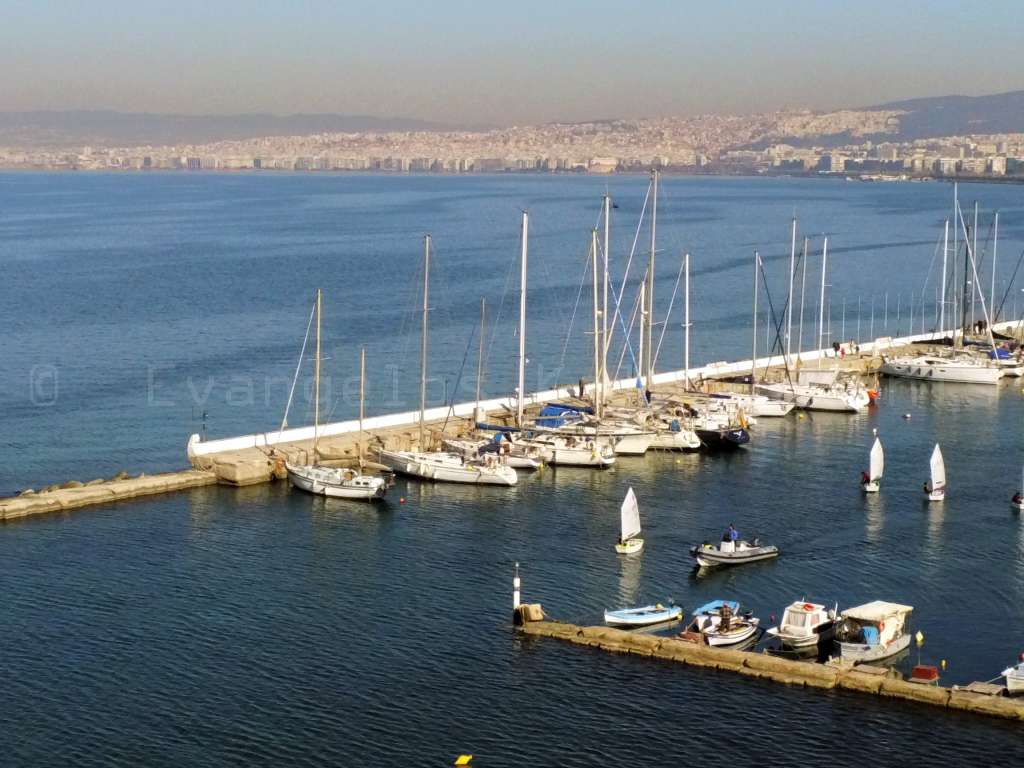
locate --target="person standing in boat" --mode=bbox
[721,523,738,553]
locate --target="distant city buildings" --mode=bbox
[2,107,1023,180]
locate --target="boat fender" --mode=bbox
[803,603,814,611]
[879,621,885,632]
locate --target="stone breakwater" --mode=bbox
[518,619,1024,721]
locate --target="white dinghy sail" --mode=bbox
[615,487,644,554]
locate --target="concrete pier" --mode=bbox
[519,619,1024,721]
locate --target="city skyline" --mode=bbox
[3,1,1024,125]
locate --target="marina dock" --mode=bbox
[2,322,1021,524]
[517,616,1024,721]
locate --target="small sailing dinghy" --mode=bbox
[1012,466,1024,512]
[1001,654,1024,695]
[925,444,946,502]
[614,487,644,554]
[862,437,883,493]
[765,601,838,649]
[604,603,682,628]
[690,535,779,568]
[679,600,760,647]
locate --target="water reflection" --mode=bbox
[863,492,885,543]
[616,551,643,606]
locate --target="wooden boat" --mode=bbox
[765,601,837,649]
[833,601,913,663]
[925,444,946,502]
[679,600,760,647]
[614,487,643,555]
[604,603,682,628]
[690,537,779,568]
[862,437,883,493]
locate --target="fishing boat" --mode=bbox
[1001,654,1024,695]
[862,437,884,493]
[765,601,838,649]
[690,537,779,568]
[833,601,913,663]
[284,291,389,501]
[614,487,644,554]
[924,444,946,502]
[375,233,518,487]
[879,354,1002,384]
[604,603,682,628]
[679,600,761,647]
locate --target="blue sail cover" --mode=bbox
[535,404,586,428]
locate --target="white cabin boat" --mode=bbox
[1002,656,1024,695]
[286,462,388,500]
[880,354,1002,384]
[862,437,884,493]
[615,487,643,554]
[765,601,837,649]
[833,601,913,663]
[925,444,946,502]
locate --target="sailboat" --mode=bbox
[614,487,644,554]
[285,291,389,501]
[862,437,884,493]
[377,234,517,486]
[925,444,946,502]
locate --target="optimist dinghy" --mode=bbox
[691,538,779,568]
[604,603,682,628]
[614,487,644,555]
[924,444,946,502]
[1012,466,1024,512]
[679,600,760,647]
[862,437,883,493]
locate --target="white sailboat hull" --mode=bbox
[615,538,644,555]
[880,357,1003,384]
[286,463,387,500]
[648,428,701,450]
[862,481,880,493]
[376,450,517,486]
[756,383,868,412]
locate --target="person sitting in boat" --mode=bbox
[861,470,870,485]
[1014,492,1023,505]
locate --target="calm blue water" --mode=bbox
[3,173,1024,766]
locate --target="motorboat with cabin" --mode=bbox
[604,603,682,628]
[765,601,838,649]
[1001,654,1024,695]
[678,600,761,647]
[833,601,913,663]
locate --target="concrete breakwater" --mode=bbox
[518,619,1024,721]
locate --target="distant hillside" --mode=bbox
[0,111,451,148]
[869,90,1024,139]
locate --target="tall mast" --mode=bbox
[313,287,322,462]
[476,297,485,410]
[517,211,528,428]
[602,192,611,407]
[972,201,979,324]
[751,250,759,395]
[419,235,430,450]
[786,215,797,364]
[358,346,365,468]
[992,211,999,323]
[797,237,809,359]
[591,229,601,415]
[817,238,828,364]
[638,281,646,394]
[960,213,970,340]
[683,252,690,389]
[646,169,657,388]
[952,183,959,340]
[940,218,948,332]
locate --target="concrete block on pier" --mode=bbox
[879,677,951,707]
[948,690,1024,720]
[211,457,272,486]
[836,669,886,694]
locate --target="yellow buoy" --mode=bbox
[454,757,473,767]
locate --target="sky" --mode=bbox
[2,0,1022,126]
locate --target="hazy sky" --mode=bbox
[2,0,1022,125]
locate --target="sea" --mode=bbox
[2,171,1024,766]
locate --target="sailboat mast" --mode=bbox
[992,211,999,323]
[751,250,759,396]
[602,193,611,409]
[972,201,979,324]
[797,237,808,359]
[313,287,322,461]
[786,216,797,364]
[940,219,948,332]
[684,252,690,389]
[952,183,959,341]
[358,346,365,466]
[638,281,645,393]
[818,238,828,362]
[517,211,528,428]
[419,235,430,450]
[591,229,601,416]
[646,169,657,388]
[476,297,485,410]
